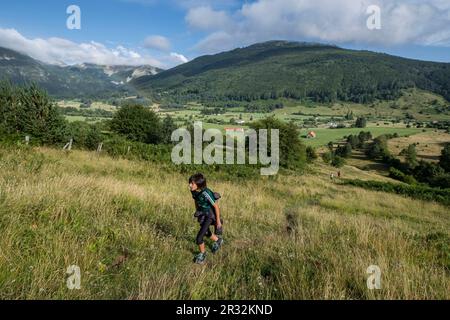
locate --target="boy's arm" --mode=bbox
[194,200,199,210]
[213,203,221,227]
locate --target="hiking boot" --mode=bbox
[194,252,207,264]
[211,238,224,254]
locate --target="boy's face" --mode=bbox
[189,181,198,191]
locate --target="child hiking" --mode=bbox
[189,173,223,264]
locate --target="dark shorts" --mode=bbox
[195,209,217,245]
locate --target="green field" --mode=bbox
[301,127,426,147]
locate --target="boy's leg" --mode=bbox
[196,218,213,253]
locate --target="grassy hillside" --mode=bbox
[388,131,450,163]
[134,41,450,103]
[0,145,448,299]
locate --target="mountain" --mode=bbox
[133,40,450,103]
[0,47,162,99]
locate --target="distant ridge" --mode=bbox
[133,40,450,104]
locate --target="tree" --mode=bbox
[327,142,334,151]
[365,136,390,159]
[0,81,67,144]
[322,151,333,164]
[161,115,177,144]
[67,121,102,150]
[336,143,352,158]
[345,110,354,120]
[439,143,450,172]
[306,146,318,162]
[250,117,306,170]
[110,104,162,144]
[355,117,367,128]
[413,161,445,185]
[347,135,360,148]
[401,144,418,168]
[332,155,346,168]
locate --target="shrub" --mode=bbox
[341,179,450,206]
[66,121,103,150]
[0,81,67,144]
[413,161,445,185]
[355,117,367,128]
[440,143,450,172]
[331,155,346,168]
[401,144,418,169]
[335,143,352,158]
[110,104,162,144]
[250,117,307,170]
[389,167,417,185]
[322,151,333,164]
[306,146,318,162]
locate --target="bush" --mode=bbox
[322,151,333,164]
[66,121,104,150]
[355,117,367,128]
[365,135,390,159]
[341,179,450,206]
[306,146,318,162]
[331,155,346,168]
[413,161,445,185]
[250,117,307,170]
[110,104,163,144]
[0,81,67,144]
[440,143,450,172]
[335,143,352,158]
[389,167,417,185]
[429,173,450,189]
[401,144,418,168]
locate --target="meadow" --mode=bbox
[0,144,448,299]
[301,127,425,147]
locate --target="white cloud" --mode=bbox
[0,27,189,68]
[189,0,450,54]
[186,6,233,30]
[170,52,189,64]
[143,35,171,51]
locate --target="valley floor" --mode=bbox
[0,145,448,299]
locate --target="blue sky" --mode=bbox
[0,0,449,68]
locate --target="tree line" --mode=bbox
[0,82,309,177]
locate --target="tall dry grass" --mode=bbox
[0,145,448,299]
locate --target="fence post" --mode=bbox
[97,142,103,153]
[63,139,73,151]
[25,136,30,145]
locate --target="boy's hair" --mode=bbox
[189,173,207,189]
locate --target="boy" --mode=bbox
[189,173,223,264]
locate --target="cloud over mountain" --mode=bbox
[187,0,450,54]
[0,28,188,67]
